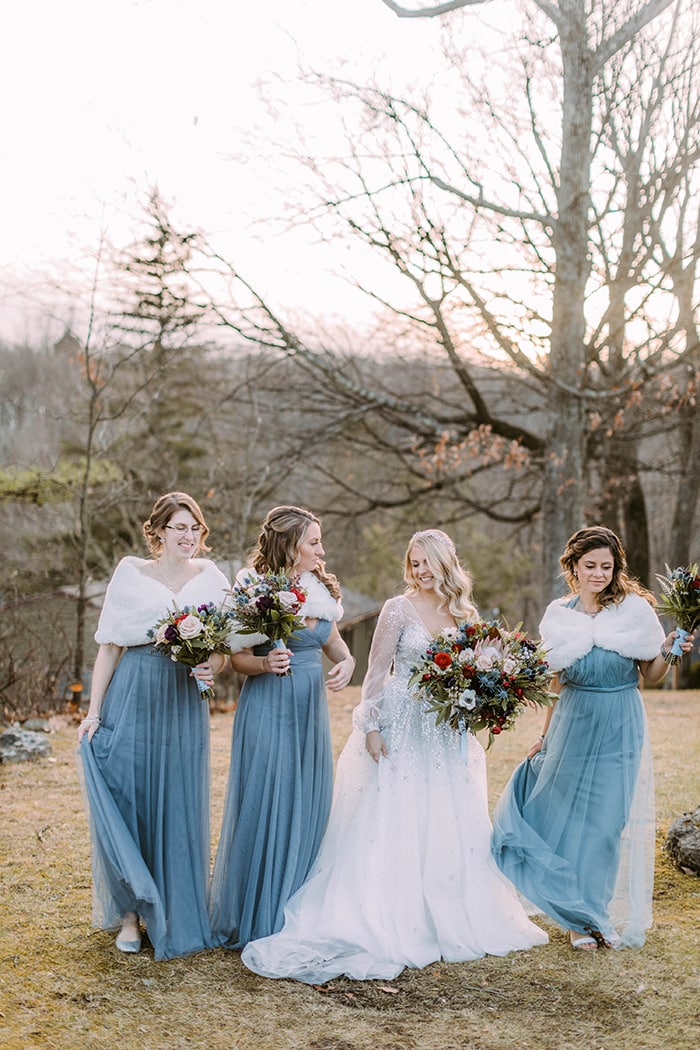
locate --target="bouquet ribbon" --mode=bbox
[271,637,291,675]
[667,626,690,662]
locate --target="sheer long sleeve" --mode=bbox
[352,597,406,734]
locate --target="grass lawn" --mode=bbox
[1,687,698,1050]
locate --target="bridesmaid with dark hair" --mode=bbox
[492,525,695,950]
[78,492,230,958]
[210,505,355,949]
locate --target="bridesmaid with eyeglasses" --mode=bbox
[78,492,230,959]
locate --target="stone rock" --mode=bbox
[665,806,700,876]
[22,718,51,733]
[0,728,52,763]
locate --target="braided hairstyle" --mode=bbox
[250,505,341,599]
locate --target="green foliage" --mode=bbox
[0,458,123,505]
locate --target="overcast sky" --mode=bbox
[1,0,495,340]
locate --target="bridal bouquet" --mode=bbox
[408,620,555,749]
[227,571,307,673]
[655,563,700,664]
[148,602,238,701]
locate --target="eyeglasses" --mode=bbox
[165,524,203,535]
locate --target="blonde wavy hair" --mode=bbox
[249,505,341,599]
[404,529,478,621]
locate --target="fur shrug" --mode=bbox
[539,592,665,672]
[94,556,231,648]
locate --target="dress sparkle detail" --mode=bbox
[241,596,547,983]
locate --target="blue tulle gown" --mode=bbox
[209,622,334,948]
[491,645,655,947]
[80,648,215,959]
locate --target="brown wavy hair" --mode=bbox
[250,505,341,599]
[559,525,654,608]
[404,529,478,621]
[142,492,211,558]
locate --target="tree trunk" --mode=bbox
[541,12,591,597]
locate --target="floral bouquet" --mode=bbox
[655,563,700,664]
[227,571,307,674]
[148,602,237,701]
[408,620,556,749]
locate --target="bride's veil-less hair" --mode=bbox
[250,505,341,600]
[142,491,211,557]
[404,529,478,622]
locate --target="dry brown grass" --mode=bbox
[1,689,698,1050]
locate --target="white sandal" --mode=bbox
[570,933,598,950]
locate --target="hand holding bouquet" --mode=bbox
[655,563,700,664]
[227,571,307,674]
[148,602,237,700]
[408,620,556,749]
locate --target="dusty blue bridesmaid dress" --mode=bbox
[209,621,334,949]
[491,644,655,946]
[80,648,215,959]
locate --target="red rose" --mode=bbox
[434,652,452,669]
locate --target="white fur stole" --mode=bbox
[539,592,665,672]
[227,567,343,653]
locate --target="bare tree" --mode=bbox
[210,0,697,601]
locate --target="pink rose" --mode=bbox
[178,614,204,639]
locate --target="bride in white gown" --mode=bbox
[241,529,548,983]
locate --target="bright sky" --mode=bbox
[0,0,481,341]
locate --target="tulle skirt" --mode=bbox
[209,632,334,949]
[242,701,548,984]
[78,646,214,959]
[492,648,655,947]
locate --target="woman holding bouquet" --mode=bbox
[77,492,230,959]
[492,525,695,951]
[209,505,355,949]
[241,529,547,984]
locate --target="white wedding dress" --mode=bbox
[241,595,548,983]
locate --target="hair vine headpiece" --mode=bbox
[411,529,456,554]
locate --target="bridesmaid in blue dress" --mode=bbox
[209,506,355,949]
[78,492,230,958]
[492,525,695,951]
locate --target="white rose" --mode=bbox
[277,590,300,611]
[155,624,169,644]
[178,614,204,639]
[458,648,476,664]
[503,656,518,674]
